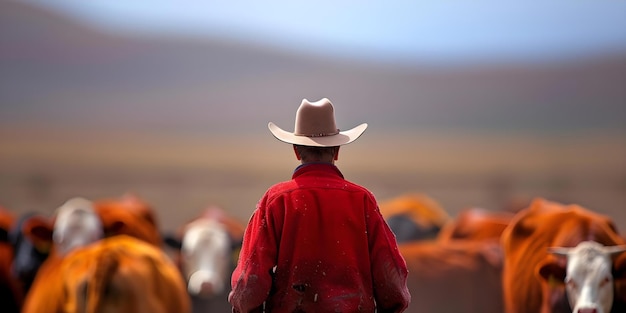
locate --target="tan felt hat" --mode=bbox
[268,98,367,147]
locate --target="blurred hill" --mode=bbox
[1,1,625,230]
[1,1,625,135]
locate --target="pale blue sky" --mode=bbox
[23,0,626,64]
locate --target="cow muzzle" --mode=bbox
[188,270,223,298]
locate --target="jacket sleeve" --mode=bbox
[229,197,279,313]
[367,199,411,312]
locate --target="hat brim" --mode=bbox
[268,122,368,147]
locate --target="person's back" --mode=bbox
[229,98,410,313]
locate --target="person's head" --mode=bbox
[268,98,367,163]
[293,145,339,164]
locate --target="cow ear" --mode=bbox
[162,233,182,250]
[509,214,536,239]
[537,258,567,287]
[613,252,626,281]
[606,245,626,281]
[23,216,54,253]
[231,238,243,266]
[0,228,7,242]
[230,236,243,251]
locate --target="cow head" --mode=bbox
[538,241,626,313]
[164,218,239,299]
[52,197,103,255]
[20,198,104,257]
[93,193,162,246]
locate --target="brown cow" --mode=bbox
[379,193,450,242]
[24,235,190,313]
[401,239,504,313]
[501,198,626,313]
[22,194,163,313]
[437,207,514,243]
[400,207,514,313]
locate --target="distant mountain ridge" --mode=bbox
[1,1,625,136]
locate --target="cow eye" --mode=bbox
[565,278,577,289]
[599,276,611,287]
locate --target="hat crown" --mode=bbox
[267,97,367,147]
[294,98,339,137]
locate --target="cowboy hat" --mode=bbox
[268,98,368,147]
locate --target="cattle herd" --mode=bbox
[1,192,625,313]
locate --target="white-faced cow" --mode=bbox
[540,241,626,313]
[501,198,626,313]
[52,197,104,255]
[164,206,244,313]
[21,197,105,313]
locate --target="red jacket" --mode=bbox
[230,163,410,313]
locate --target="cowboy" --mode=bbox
[229,98,410,313]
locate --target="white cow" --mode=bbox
[164,207,244,313]
[547,241,626,313]
[53,197,103,255]
[180,218,232,297]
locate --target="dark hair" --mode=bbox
[294,145,338,163]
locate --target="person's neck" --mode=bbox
[301,160,334,165]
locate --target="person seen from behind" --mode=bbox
[229,98,411,312]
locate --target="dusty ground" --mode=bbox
[1,131,625,233]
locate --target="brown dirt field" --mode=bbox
[1,130,625,233]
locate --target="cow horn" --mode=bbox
[603,245,626,257]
